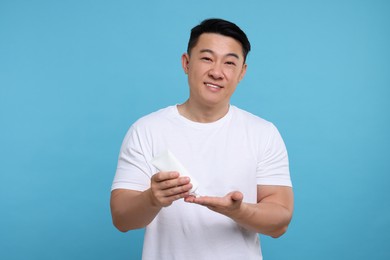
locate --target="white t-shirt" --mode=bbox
[112,105,292,260]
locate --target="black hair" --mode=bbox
[187,18,251,62]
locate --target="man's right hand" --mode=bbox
[110,171,192,232]
[148,171,193,207]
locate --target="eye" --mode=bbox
[225,61,236,66]
[201,57,212,62]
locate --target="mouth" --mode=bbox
[205,82,223,89]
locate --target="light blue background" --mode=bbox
[1,0,389,259]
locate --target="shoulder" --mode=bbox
[230,106,284,145]
[231,105,274,130]
[121,106,176,142]
[132,106,176,129]
[119,106,176,148]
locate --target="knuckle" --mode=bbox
[170,187,179,196]
[163,180,173,189]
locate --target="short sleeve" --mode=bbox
[111,125,153,191]
[256,123,292,187]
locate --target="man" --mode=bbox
[111,18,293,259]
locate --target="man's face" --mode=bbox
[182,33,247,109]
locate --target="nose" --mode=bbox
[208,63,224,79]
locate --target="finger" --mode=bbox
[184,195,197,203]
[230,191,244,202]
[165,183,193,196]
[151,184,192,207]
[165,191,191,204]
[188,196,219,206]
[158,176,190,191]
[152,171,180,183]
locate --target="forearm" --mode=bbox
[230,201,293,238]
[110,189,161,232]
[111,172,193,232]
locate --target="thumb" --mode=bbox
[230,191,244,202]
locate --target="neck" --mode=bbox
[177,100,230,123]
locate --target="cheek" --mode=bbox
[187,73,204,91]
[226,70,242,83]
[188,67,206,82]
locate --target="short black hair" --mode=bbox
[187,18,251,62]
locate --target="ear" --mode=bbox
[181,53,190,74]
[239,63,247,82]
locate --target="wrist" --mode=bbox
[229,202,251,222]
[144,188,162,209]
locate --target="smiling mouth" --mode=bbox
[205,83,223,89]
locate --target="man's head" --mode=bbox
[181,19,249,115]
[187,18,251,62]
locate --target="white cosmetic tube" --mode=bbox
[151,150,200,197]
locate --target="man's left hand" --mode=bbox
[184,191,244,217]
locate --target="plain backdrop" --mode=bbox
[1,0,389,259]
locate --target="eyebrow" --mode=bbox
[199,49,240,60]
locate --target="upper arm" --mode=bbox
[257,185,294,214]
